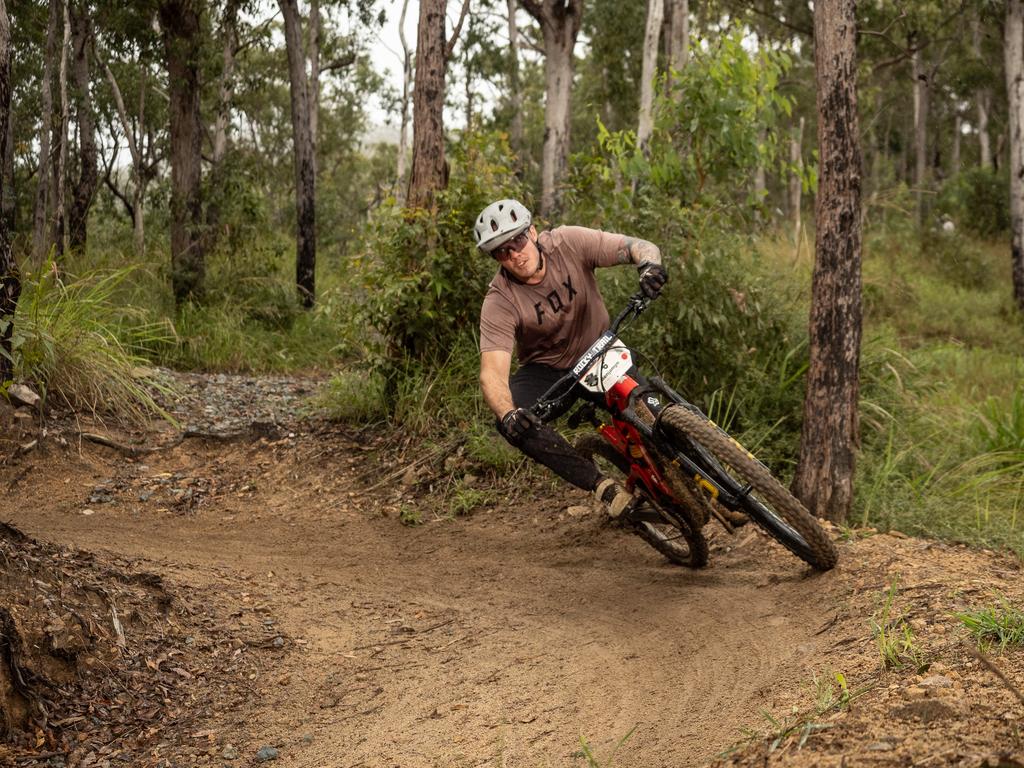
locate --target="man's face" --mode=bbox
[494,226,542,283]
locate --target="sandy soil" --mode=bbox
[1,373,1023,767]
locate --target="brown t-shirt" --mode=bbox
[479,226,627,368]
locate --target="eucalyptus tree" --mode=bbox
[792,0,862,524]
[279,0,318,306]
[1007,0,1024,310]
[520,0,583,217]
[158,0,205,303]
[32,0,60,263]
[94,0,166,257]
[0,0,17,385]
[68,0,98,252]
[406,0,469,209]
[636,0,663,149]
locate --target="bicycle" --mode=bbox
[529,292,839,571]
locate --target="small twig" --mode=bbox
[970,646,1024,707]
[110,603,126,649]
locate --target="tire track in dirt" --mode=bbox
[5,435,842,767]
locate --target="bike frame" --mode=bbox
[531,294,752,514]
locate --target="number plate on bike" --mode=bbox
[578,339,633,393]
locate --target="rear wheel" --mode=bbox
[575,433,708,568]
[658,406,839,571]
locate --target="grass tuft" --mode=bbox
[9,263,173,425]
[956,596,1024,651]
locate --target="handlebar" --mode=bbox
[529,292,651,422]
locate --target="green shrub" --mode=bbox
[935,168,1010,239]
[361,131,525,365]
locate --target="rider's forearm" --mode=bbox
[480,370,515,419]
[617,237,662,267]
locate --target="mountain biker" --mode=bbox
[475,198,668,519]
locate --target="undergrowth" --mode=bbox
[5,263,172,424]
[956,595,1024,651]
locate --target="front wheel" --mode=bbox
[658,406,839,571]
[575,433,708,568]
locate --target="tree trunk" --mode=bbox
[406,0,447,210]
[160,0,205,304]
[667,0,688,73]
[207,0,240,250]
[789,116,804,248]
[637,0,663,149]
[912,43,929,226]
[395,0,412,201]
[0,0,18,384]
[68,0,97,252]
[102,60,146,255]
[792,0,863,525]
[521,0,583,217]
[2,103,12,229]
[54,0,71,257]
[507,0,523,161]
[32,0,59,264]
[951,112,962,177]
[974,15,992,170]
[308,0,320,158]
[1006,0,1024,312]
[279,0,316,306]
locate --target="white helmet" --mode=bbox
[474,199,532,253]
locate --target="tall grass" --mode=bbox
[9,263,173,424]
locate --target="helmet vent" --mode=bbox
[490,219,498,232]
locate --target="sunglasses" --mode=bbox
[493,231,530,262]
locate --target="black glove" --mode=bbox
[638,262,668,299]
[499,407,540,441]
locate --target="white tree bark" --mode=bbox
[789,116,804,247]
[974,15,992,169]
[507,0,523,158]
[396,0,412,200]
[54,0,71,256]
[32,0,59,263]
[308,0,320,168]
[1005,0,1024,310]
[951,112,962,176]
[667,0,688,73]
[912,44,929,225]
[102,60,147,255]
[637,0,664,149]
[521,0,583,217]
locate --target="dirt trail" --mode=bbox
[2,373,1023,767]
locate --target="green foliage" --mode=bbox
[361,132,525,364]
[935,169,1010,239]
[6,263,172,424]
[973,387,1024,455]
[957,596,1024,650]
[315,368,389,424]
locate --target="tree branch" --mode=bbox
[321,52,357,73]
[518,0,543,20]
[445,0,472,61]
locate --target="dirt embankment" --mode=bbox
[1,372,1022,768]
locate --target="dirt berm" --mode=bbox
[0,373,1021,767]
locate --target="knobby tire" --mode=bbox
[658,406,839,571]
[575,433,709,568]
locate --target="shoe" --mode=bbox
[594,477,636,519]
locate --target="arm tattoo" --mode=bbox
[621,237,662,266]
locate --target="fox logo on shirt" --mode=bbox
[533,277,578,325]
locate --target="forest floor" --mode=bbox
[1,372,1023,768]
